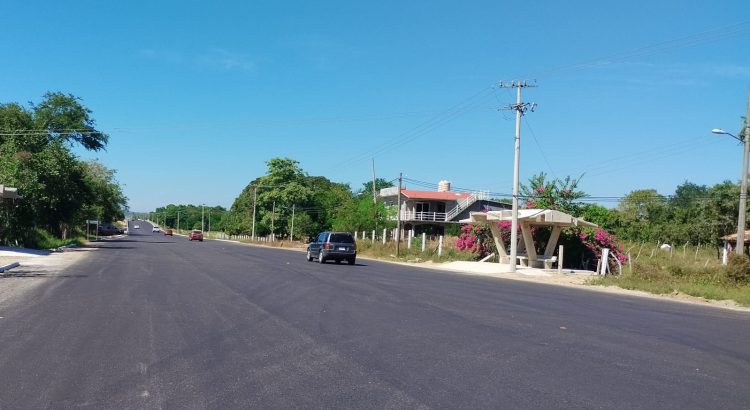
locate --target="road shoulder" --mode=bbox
[0,247,95,309]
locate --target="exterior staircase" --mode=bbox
[445,190,489,221]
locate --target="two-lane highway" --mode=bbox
[1,221,749,409]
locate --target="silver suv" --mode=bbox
[306,231,357,265]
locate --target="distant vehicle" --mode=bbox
[306,231,356,264]
[97,223,124,236]
[133,224,140,229]
[188,230,204,241]
[164,229,173,236]
[152,226,161,233]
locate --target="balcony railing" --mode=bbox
[399,210,448,222]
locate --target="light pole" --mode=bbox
[201,204,205,232]
[714,126,750,255]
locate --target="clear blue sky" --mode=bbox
[2,1,750,211]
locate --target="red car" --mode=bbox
[188,230,204,241]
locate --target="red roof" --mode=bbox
[401,189,471,201]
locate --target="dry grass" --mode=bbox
[591,242,750,306]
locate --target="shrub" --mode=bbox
[726,253,750,284]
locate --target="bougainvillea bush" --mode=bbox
[455,223,495,258]
[456,221,628,270]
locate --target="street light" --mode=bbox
[713,127,750,255]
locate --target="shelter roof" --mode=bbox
[720,230,750,241]
[464,208,597,228]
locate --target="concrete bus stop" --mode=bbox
[467,209,597,269]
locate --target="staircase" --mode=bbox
[445,190,489,221]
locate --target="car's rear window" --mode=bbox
[330,233,354,243]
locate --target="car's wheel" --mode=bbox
[306,250,313,262]
[335,259,341,264]
[347,258,356,265]
[318,250,325,264]
[199,239,203,242]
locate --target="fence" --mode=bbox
[192,228,449,256]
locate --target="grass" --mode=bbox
[590,242,750,307]
[25,228,85,250]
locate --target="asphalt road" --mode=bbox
[1,222,749,409]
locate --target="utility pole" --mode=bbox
[201,205,205,232]
[738,90,750,255]
[290,204,295,241]
[208,209,211,233]
[252,186,257,240]
[271,201,276,242]
[499,80,537,272]
[396,172,403,257]
[372,158,377,203]
[177,210,181,232]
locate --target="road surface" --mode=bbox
[1,222,748,409]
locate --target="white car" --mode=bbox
[152,226,161,233]
[134,224,140,229]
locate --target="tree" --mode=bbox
[332,195,394,233]
[359,178,394,198]
[0,92,118,245]
[521,173,586,215]
[31,92,109,151]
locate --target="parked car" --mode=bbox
[97,223,124,236]
[188,230,204,241]
[306,231,356,264]
[164,229,173,236]
[152,226,161,233]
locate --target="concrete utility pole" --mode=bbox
[396,172,403,257]
[271,201,276,241]
[252,186,257,240]
[738,91,750,255]
[713,90,750,256]
[290,204,295,241]
[201,205,205,232]
[372,158,377,204]
[499,80,537,272]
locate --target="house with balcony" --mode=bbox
[379,181,510,235]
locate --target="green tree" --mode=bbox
[521,173,586,215]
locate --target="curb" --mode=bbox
[0,262,20,273]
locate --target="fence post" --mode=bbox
[421,232,426,252]
[600,248,610,275]
[372,230,375,242]
[383,228,387,245]
[628,252,632,274]
[438,235,443,257]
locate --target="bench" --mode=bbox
[517,255,529,266]
[537,256,558,270]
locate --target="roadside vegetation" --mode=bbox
[590,243,750,306]
[0,92,127,248]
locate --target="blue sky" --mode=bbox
[2,1,750,211]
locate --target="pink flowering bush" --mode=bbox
[579,228,629,267]
[455,224,494,258]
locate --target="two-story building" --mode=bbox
[379,180,510,236]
